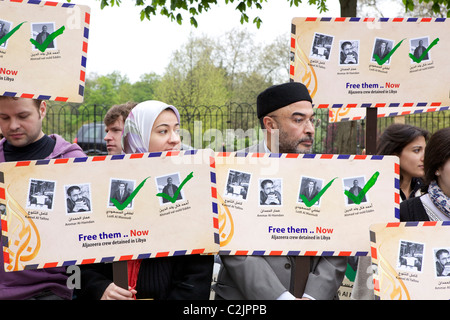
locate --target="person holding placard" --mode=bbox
[76,100,214,300]
[352,123,429,300]
[400,127,450,221]
[377,124,429,201]
[0,96,86,300]
[103,101,137,155]
[214,82,347,300]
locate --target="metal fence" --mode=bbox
[43,103,450,155]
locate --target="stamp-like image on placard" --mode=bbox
[107,178,136,209]
[371,37,395,65]
[310,32,334,61]
[0,19,13,49]
[156,172,184,205]
[433,247,450,278]
[342,176,369,206]
[339,40,359,66]
[31,22,58,51]
[410,36,431,64]
[397,240,424,273]
[224,169,251,201]
[26,178,56,210]
[297,176,324,207]
[64,183,92,215]
[259,178,282,206]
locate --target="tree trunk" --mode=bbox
[333,0,358,154]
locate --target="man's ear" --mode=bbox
[39,100,47,119]
[262,116,277,133]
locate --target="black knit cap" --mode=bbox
[257,82,312,119]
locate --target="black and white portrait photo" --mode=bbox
[65,183,92,214]
[309,32,334,61]
[108,179,135,209]
[259,178,282,206]
[434,248,450,277]
[339,40,359,65]
[371,38,394,64]
[298,176,324,206]
[31,22,57,50]
[0,20,13,49]
[156,173,184,204]
[397,240,424,273]
[343,176,368,205]
[26,179,56,210]
[224,169,251,201]
[410,37,431,63]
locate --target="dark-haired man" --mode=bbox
[0,97,86,299]
[215,82,347,300]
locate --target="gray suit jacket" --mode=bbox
[214,141,347,300]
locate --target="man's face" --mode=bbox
[263,182,275,195]
[268,100,315,154]
[343,44,353,55]
[69,188,82,202]
[0,98,45,147]
[104,116,125,155]
[438,252,449,266]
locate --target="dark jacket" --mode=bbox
[400,197,429,222]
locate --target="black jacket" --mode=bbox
[400,197,430,222]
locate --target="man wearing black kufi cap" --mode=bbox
[214,82,347,300]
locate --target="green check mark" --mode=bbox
[157,171,194,203]
[344,171,380,205]
[374,38,406,65]
[409,38,439,63]
[30,25,65,52]
[111,176,151,210]
[0,21,26,47]
[300,177,337,207]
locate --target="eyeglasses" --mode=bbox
[268,115,321,128]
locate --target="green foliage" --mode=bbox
[96,0,329,27]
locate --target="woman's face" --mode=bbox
[148,109,181,152]
[437,158,450,197]
[399,136,426,179]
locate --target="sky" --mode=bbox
[69,0,342,83]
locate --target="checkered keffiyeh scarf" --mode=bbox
[428,180,450,219]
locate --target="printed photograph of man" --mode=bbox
[109,179,134,209]
[434,248,450,277]
[259,178,282,205]
[372,38,393,64]
[410,37,430,62]
[224,169,250,200]
[0,20,12,49]
[397,241,424,272]
[65,184,91,214]
[26,179,55,210]
[31,23,56,50]
[156,173,183,204]
[298,177,323,206]
[343,176,368,205]
[339,40,359,65]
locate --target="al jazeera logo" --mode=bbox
[2,188,41,271]
[217,194,234,247]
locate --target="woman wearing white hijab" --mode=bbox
[76,101,214,300]
[122,100,182,154]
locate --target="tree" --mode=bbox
[155,34,229,107]
[96,0,450,28]
[98,0,329,27]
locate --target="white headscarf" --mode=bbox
[122,100,180,154]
